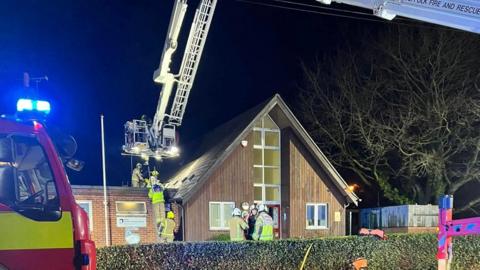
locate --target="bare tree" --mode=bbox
[297,27,480,211]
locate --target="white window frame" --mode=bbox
[76,200,93,232]
[253,115,281,205]
[209,201,235,230]
[115,201,147,216]
[306,203,329,230]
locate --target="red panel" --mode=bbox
[0,248,75,270]
[0,203,11,212]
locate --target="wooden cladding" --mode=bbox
[185,133,254,241]
[284,128,346,238]
[184,128,347,241]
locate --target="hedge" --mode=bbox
[97,234,480,270]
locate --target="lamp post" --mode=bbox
[346,184,358,235]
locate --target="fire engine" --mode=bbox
[0,99,96,269]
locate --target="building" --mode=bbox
[73,185,158,247]
[165,94,359,241]
[72,94,359,245]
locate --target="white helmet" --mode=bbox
[232,208,242,216]
[258,204,268,213]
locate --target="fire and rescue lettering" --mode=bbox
[402,0,480,16]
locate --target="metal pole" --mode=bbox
[349,210,353,235]
[101,114,111,246]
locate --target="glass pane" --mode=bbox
[116,202,146,214]
[254,167,263,184]
[265,131,279,147]
[263,116,278,130]
[223,204,234,228]
[264,149,280,166]
[254,186,263,201]
[253,148,262,165]
[253,130,262,146]
[272,207,279,228]
[209,203,221,228]
[265,186,280,202]
[9,136,58,209]
[254,119,262,128]
[318,205,327,227]
[78,202,91,216]
[264,167,280,184]
[306,205,315,226]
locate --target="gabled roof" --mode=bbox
[165,94,359,205]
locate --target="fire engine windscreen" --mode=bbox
[0,135,60,221]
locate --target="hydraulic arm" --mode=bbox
[123,0,217,159]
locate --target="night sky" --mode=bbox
[0,0,419,187]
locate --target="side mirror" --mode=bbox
[0,138,13,163]
[57,135,78,160]
[66,159,85,171]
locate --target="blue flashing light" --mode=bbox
[16,99,51,115]
[36,100,51,113]
[17,99,34,111]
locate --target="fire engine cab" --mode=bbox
[0,99,95,270]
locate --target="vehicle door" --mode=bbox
[0,135,75,269]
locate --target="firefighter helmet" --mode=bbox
[167,211,175,219]
[232,208,242,216]
[258,204,268,213]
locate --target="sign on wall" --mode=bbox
[334,211,341,222]
[116,216,147,228]
[125,227,141,245]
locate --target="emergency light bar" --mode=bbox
[16,99,51,114]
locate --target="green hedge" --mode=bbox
[97,234,480,270]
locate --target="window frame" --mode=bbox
[9,135,60,209]
[306,203,329,230]
[253,115,281,205]
[115,201,147,216]
[208,201,235,231]
[76,200,93,232]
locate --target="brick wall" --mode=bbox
[72,185,159,247]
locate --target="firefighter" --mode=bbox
[229,208,249,241]
[149,183,166,236]
[131,163,144,187]
[159,211,176,242]
[147,169,160,187]
[252,204,274,241]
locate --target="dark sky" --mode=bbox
[0,0,394,186]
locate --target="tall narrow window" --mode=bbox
[253,115,281,204]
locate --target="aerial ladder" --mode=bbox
[123,0,217,159]
[315,0,480,34]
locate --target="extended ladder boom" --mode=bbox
[316,0,480,34]
[123,0,217,159]
[169,0,217,126]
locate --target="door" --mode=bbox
[0,135,75,269]
[267,204,281,239]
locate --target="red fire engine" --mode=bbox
[0,99,96,269]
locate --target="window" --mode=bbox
[253,115,281,204]
[0,135,60,221]
[77,200,93,231]
[115,201,147,215]
[209,202,234,230]
[306,203,328,229]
